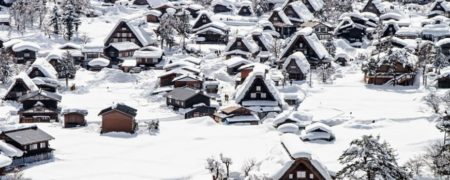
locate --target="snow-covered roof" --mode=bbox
[380,12,402,21]
[0,141,23,157]
[59,42,81,50]
[277,123,300,133]
[27,59,58,79]
[62,108,88,115]
[303,122,333,134]
[108,42,140,51]
[272,133,332,180]
[0,154,12,168]
[430,0,450,12]
[32,77,60,88]
[422,24,450,36]
[225,114,260,123]
[223,56,251,68]
[122,59,137,67]
[271,8,293,26]
[5,72,39,96]
[395,26,421,37]
[224,35,259,54]
[305,0,324,12]
[146,9,162,16]
[287,1,314,22]
[105,20,156,47]
[172,74,202,82]
[192,11,229,32]
[82,42,104,53]
[133,46,163,58]
[211,0,234,9]
[282,52,310,73]
[436,38,450,46]
[273,110,312,127]
[88,58,110,67]
[3,39,22,49]
[12,41,40,52]
[281,27,330,60]
[382,20,400,32]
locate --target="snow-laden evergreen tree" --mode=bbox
[10,0,27,33]
[425,142,450,177]
[157,9,177,49]
[0,53,12,84]
[316,63,335,83]
[337,135,411,180]
[34,0,47,29]
[61,0,81,41]
[58,51,77,87]
[423,91,442,114]
[49,6,60,35]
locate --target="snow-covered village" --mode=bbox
[0,0,449,179]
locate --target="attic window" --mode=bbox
[24,53,30,57]
[251,93,256,98]
[256,86,261,91]
[237,42,242,46]
[297,171,306,178]
[261,93,266,98]
[309,174,314,179]
[288,174,293,179]
[29,144,38,150]
[121,27,127,31]
[202,19,207,23]
[273,17,278,21]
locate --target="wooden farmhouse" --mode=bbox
[27,59,58,80]
[104,20,155,47]
[104,42,140,65]
[98,103,138,134]
[11,41,40,64]
[268,8,296,38]
[362,0,383,16]
[300,21,333,40]
[334,15,370,46]
[192,11,230,44]
[2,73,39,101]
[165,87,211,109]
[237,1,254,16]
[223,56,252,75]
[282,1,314,26]
[381,20,399,37]
[428,0,450,18]
[282,52,310,81]
[213,105,260,125]
[146,10,161,23]
[183,104,216,119]
[301,0,324,13]
[18,90,61,123]
[132,46,164,68]
[211,0,234,13]
[223,35,259,59]
[0,126,54,167]
[273,134,333,180]
[279,27,331,68]
[234,68,283,117]
[172,74,203,89]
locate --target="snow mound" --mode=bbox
[186,116,217,126]
[92,68,138,83]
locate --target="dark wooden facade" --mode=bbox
[173,76,203,89]
[238,5,253,16]
[213,106,259,125]
[104,21,145,47]
[239,75,276,103]
[213,4,233,13]
[99,104,137,134]
[18,91,61,123]
[362,0,382,16]
[269,10,296,38]
[382,24,397,37]
[438,75,450,88]
[367,62,416,85]
[184,105,216,119]
[104,46,138,65]
[13,49,37,64]
[63,112,87,128]
[166,88,211,109]
[280,34,325,67]
[225,37,256,59]
[285,59,306,81]
[3,79,34,101]
[278,157,328,180]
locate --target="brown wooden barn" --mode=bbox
[268,9,296,38]
[62,109,88,128]
[183,105,216,119]
[146,10,161,23]
[133,46,164,68]
[173,74,203,89]
[192,11,230,44]
[99,103,138,134]
[223,35,259,59]
[104,20,154,47]
[282,52,310,81]
[282,1,314,26]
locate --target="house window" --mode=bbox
[40,142,46,148]
[309,174,314,179]
[297,171,306,178]
[261,93,266,98]
[16,92,22,97]
[122,33,127,37]
[202,19,207,23]
[273,17,278,21]
[299,43,303,48]
[237,41,242,46]
[289,174,293,179]
[29,144,38,150]
[194,112,200,117]
[121,27,127,31]
[181,102,184,106]
[251,93,256,98]
[256,86,261,91]
[24,53,30,57]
